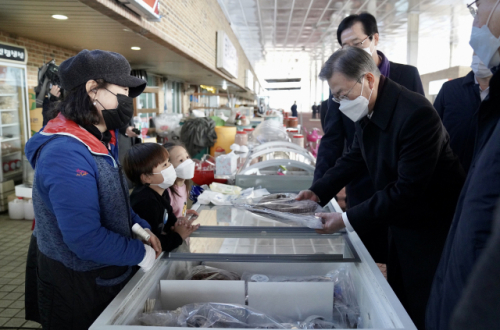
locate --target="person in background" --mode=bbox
[125,143,199,253]
[163,143,199,219]
[24,49,162,330]
[118,119,141,188]
[311,101,318,119]
[433,54,492,173]
[291,101,298,117]
[426,0,500,328]
[297,47,465,330]
[314,12,425,265]
[41,85,61,126]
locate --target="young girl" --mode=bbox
[124,143,199,253]
[163,142,199,219]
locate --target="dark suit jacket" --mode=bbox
[311,77,465,329]
[314,60,424,264]
[427,67,500,330]
[434,71,481,173]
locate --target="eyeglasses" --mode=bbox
[332,79,360,103]
[342,35,373,49]
[467,0,478,17]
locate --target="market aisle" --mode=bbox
[0,214,41,329]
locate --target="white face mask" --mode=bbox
[471,54,493,78]
[151,164,177,189]
[469,0,500,69]
[338,77,374,122]
[362,39,374,56]
[175,158,195,179]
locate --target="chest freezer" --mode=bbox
[90,199,416,330]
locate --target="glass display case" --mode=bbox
[90,200,417,330]
[0,59,29,182]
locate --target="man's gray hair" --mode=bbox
[318,47,381,81]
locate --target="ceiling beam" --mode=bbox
[311,0,353,51]
[255,0,265,51]
[283,0,296,46]
[301,0,334,48]
[273,0,277,48]
[292,0,315,49]
[355,0,370,14]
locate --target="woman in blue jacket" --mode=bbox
[24,49,162,330]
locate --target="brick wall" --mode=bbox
[84,0,261,91]
[0,31,77,89]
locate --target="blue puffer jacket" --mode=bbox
[25,114,151,272]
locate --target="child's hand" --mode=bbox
[186,209,199,220]
[172,221,199,239]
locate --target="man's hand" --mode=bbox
[49,85,61,98]
[125,126,139,138]
[315,212,345,234]
[145,229,162,258]
[296,190,320,202]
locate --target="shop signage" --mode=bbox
[245,69,254,91]
[217,31,238,79]
[0,43,27,64]
[116,0,161,22]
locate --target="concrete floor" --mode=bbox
[0,214,41,329]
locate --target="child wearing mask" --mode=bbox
[124,143,199,253]
[163,143,199,219]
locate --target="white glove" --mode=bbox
[138,244,156,272]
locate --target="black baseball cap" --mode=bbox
[59,49,147,98]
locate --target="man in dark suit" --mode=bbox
[290,101,298,117]
[434,55,492,174]
[426,0,500,328]
[314,13,424,264]
[297,47,465,329]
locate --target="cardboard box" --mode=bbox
[0,180,14,194]
[28,88,44,135]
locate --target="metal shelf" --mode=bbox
[0,109,17,112]
[1,137,20,142]
[0,94,17,97]
[1,123,18,127]
[3,169,22,178]
[1,151,21,158]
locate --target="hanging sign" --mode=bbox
[0,43,27,64]
[116,0,161,22]
[217,31,238,79]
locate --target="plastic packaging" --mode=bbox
[210,182,242,195]
[8,197,24,220]
[137,303,286,328]
[232,193,324,229]
[185,265,241,281]
[132,223,151,241]
[154,113,183,137]
[253,120,288,144]
[24,199,35,220]
[243,273,334,283]
[327,268,361,329]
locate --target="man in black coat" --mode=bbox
[290,101,298,117]
[426,0,500,328]
[433,55,492,174]
[297,47,465,330]
[314,13,424,264]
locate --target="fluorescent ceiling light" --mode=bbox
[131,47,141,50]
[52,15,68,20]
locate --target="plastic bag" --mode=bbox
[178,303,286,328]
[242,273,333,283]
[185,265,241,281]
[154,113,183,137]
[138,303,286,328]
[210,182,242,195]
[327,268,361,329]
[232,193,324,229]
[253,120,288,143]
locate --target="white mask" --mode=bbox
[151,164,177,189]
[338,77,374,122]
[469,0,500,69]
[362,39,374,56]
[471,54,493,78]
[175,158,195,179]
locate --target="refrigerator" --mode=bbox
[90,198,417,330]
[0,43,30,189]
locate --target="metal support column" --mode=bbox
[407,13,419,67]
